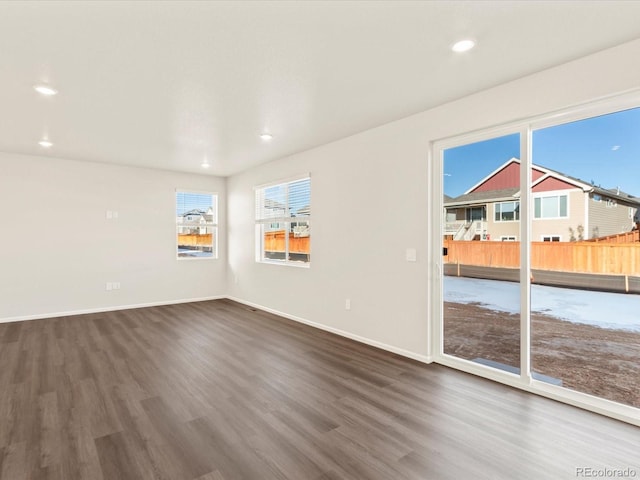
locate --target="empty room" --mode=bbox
[1,1,640,479]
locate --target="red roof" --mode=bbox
[532,176,578,193]
[470,159,568,193]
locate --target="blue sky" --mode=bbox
[444,107,640,198]
[264,178,311,215]
[176,192,214,215]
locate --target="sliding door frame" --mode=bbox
[428,88,640,427]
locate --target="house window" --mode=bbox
[445,209,458,223]
[255,176,310,265]
[176,191,217,259]
[495,201,520,222]
[534,195,568,219]
[501,236,517,241]
[466,206,486,222]
[542,235,561,242]
[606,199,617,208]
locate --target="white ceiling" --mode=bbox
[1,1,640,177]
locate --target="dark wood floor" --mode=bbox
[0,300,638,480]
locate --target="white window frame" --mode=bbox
[494,201,520,222]
[175,189,218,260]
[429,89,640,427]
[533,192,569,220]
[255,175,311,267]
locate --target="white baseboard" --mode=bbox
[226,296,433,365]
[1,294,433,368]
[0,295,226,324]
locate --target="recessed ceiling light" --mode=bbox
[34,84,58,96]
[39,140,53,148]
[451,39,476,53]
[201,159,210,168]
[260,133,273,141]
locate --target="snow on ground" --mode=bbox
[178,249,212,258]
[444,276,640,332]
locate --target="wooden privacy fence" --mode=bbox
[264,230,310,254]
[178,234,213,246]
[586,230,640,243]
[444,240,640,275]
[445,241,520,269]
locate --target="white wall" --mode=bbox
[0,153,226,320]
[226,39,640,359]
[3,39,639,352]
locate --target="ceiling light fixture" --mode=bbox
[201,158,210,168]
[451,39,476,53]
[34,84,58,96]
[260,133,273,141]
[39,139,53,148]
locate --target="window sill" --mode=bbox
[177,256,218,261]
[257,260,310,268]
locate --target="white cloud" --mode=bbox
[612,145,621,151]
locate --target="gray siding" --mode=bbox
[588,197,636,239]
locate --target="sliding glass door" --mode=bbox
[442,133,521,374]
[434,94,640,423]
[530,107,640,408]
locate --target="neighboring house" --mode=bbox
[444,158,640,242]
[260,198,287,232]
[292,204,311,237]
[177,207,214,234]
[295,204,310,216]
[258,199,311,234]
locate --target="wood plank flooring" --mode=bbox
[0,299,638,480]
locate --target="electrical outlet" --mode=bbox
[113,282,121,290]
[345,298,351,310]
[106,282,113,291]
